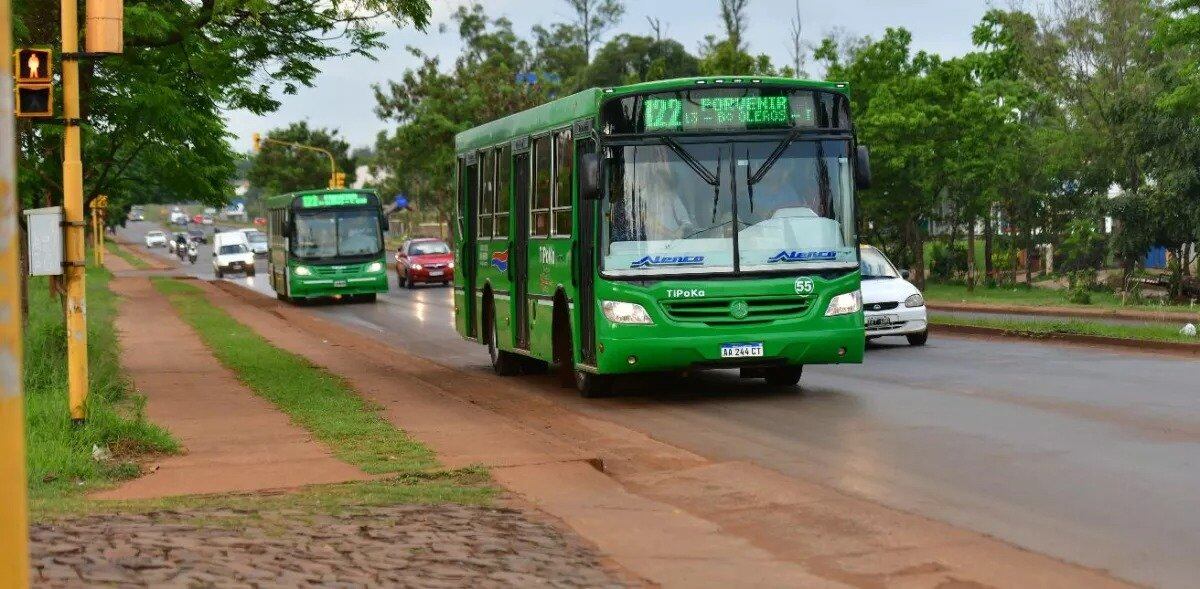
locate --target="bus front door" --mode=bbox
[460,157,479,339]
[513,150,531,349]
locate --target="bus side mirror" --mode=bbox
[580,152,601,200]
[855,145,872,190]
[380,215,390,231]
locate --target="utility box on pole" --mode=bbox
[23,206,63,276]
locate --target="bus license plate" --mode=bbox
[721,343,764,358]
[334,280,347,288]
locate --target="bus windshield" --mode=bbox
[602,138,857,276]
[292,208,383,259]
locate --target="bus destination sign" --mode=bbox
[643,95,816,132]
[301,193,369,208]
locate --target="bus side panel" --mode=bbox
[526,238,574,363]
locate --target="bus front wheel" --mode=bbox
[574,370,613,398]
[765,365,803,387]
[488,311,520,376]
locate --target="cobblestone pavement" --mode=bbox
[31,504,630,588]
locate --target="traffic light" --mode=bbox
[330,171,347,189]
[252,132,261,151]
[13,47,53,118]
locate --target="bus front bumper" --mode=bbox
[593,321,865,374]
[289,274,388,298]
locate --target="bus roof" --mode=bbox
[455,76,849,153]
[263,188,377,211]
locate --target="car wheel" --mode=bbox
[215,268,223,279]
[907,330,929,346]
[574,370,613,398]
[765,365,803,387]
[488,311,520,376]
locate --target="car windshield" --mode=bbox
[218,244,248,255]
[245,232,267,243]
[410,241,450,255]
[601,138,857,276]
[860,247,900,279]
[292,208,382,259]
[147,231,162,237]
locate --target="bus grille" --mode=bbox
[311,264,363,276]
[661,296,812,325]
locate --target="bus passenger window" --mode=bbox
[532,135,552,237]
[552,131,573,237]
[495,146,510,238]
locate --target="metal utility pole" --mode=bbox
[1,0,31,584]
[61,0,89,423]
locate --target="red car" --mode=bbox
[192,214,204,224]
[253,217,266,226]
[395,238,454,288]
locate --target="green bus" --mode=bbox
[264,188,390,302]
[453,77,871,396]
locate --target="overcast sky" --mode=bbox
[225,0,1006,152]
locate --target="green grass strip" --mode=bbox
[105,241,150,269]
[924,282,1200,315]
[930,313,1199,344]
[26,266,178,502]
[152,278,436,475]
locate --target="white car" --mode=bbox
[144,230,167,248]
[212,231,256,278]
[239,228,269,256]
[860,245,928,346]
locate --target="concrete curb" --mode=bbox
[927,301,1200,323]
[933,322,1200,357]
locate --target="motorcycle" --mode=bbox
[187,242,198,264]
[176,240,188,262]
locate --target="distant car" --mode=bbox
[192,214,204,224]
[144,230,166,248]
[239,228,268,255]
[201,215,214,225]
[860,245,928,346]
[169,212,189,226]
[253,217,266,226]
[396,238,454,288]
[128,208,145,222]
[187,228,207,244]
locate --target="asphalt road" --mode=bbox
[122,221,1200,588]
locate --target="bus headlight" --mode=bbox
[366,262,384,273]
[825,291,862,316]
[904,293,925,308]
[601,301,654,325]
[293,266,312,276]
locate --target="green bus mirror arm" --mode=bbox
[855,145,872,190]
[580,152,601,200]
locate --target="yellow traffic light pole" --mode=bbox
[61,0,88,423]
[252,132,345,188]
[1,0,31,585]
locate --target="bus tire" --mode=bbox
[487,308,520,376]
[359,293,377,303]
[574,370,613,398]
[765,365,803,387]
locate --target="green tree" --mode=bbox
[698,0,775,75]
[247,123,357,195]
[15,0,431,212]
[582,35,700,87]
[372,4,554,234]
[563,0,626,63]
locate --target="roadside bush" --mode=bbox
[1066,270,1096,305]
[929,242,969,281]
[1058,219,1106,273]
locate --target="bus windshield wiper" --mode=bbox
[659,137,722,223]
[748,131,800,186]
